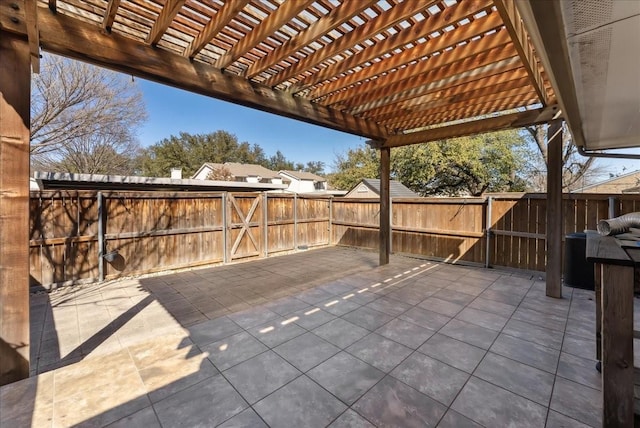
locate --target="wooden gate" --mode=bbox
[226,193,263,261]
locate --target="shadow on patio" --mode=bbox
[1,247,608,427]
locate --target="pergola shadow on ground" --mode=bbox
[0,247,609,427]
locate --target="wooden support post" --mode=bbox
[0,32,31,385]
[546,119,563,298]
[379,147,391,265]
[601,263,634,427]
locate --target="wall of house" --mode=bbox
[193,168,211,180]
[344,183,376,198]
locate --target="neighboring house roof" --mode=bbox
[571,170,640,193]
[32,172,288,192]
[279,170,326,182]
[349,178,419,198]
[194,162,280,179]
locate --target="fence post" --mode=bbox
[294,194,298,250]
[608,196,617,219]
[485,196,492,268]
[97,191,105,282]
[389,197,393,254]
[328,197,333,245]
[263,192,268,258]
[222,192,228,264]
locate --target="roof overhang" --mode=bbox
[518,0,640,151]
[33,172,289,192]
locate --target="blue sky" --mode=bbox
[137,79,367,172]
[137,78,639,176]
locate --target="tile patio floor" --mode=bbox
[0,247,610,427]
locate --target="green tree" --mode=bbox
[304,161,325,175]
[140,131,268,177]
[266,150,296,171]
[328,130,528,196]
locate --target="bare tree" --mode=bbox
[30,54,147,173]
[206,166,234,181]
[523,122,605,191]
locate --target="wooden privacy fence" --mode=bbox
[29,191,331,289]
[29,191,640,289]
[330,193,640,272]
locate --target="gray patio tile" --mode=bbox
[223,351,301,404]
[479,289,524,306]
[248,317,306,348]
[399,307,451,331]
[263,296,309,316]
[418,333,486,373]
[557,352,601,390]
[319,280,358,296]
[503,319,564,350]
[153,375,247,427]
[391,352,469,406]
[489,333,560,373]
[342,306,394,331]
[353,376,446,428]
[347,290,380,305]
[327,409,375,428]
[218,408,267,428]
[445,281,485,296]
[436,410,483,428]
[455,307,509,331]
[474,352,554,405]
[512,306,567,332]
[254,375,346,428]
[274,332,340,372]
[418,297,464,317]
[451,376,547,428]
[521,295,570,317]
[296,287,336,304]
[386,288,434,305]
[291,307,337,330]
[106,406,161,428]
[550,377,602,427]
[320,298,361,316]
[187,316,242,346]
[375,318,435,349]
[467,296,517,318]
[201,331,268,371]
[546,410,592,428]
[431,288,476,306]
[366,297,411,317]
[565,317,595,340]
[307,352,385,405]
[439,319,499,350]
[562,334,597,359]
[139,354,220,403]
[226,306,279,329]
[313,318,370,349]
[346,333,413,372]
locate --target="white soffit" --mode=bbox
[561,0,640,150]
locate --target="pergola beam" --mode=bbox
[0,4,387,140]
[311,10,505,104]
[0,31,31,386]
[246,0,377,79]
[102,0,121,32]
[545,119,563,298]
[263,0,430,88]
[383,105,559,148]
[186,0,251,59]
[24,0,39,73]
[216,0,315,70]
[493,0,548,105]
[516,0,585,149]
[146,0,186,46]
[292,0,488,94]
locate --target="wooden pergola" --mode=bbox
[0,0,577,386]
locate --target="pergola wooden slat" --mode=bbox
[0,0,568,385]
